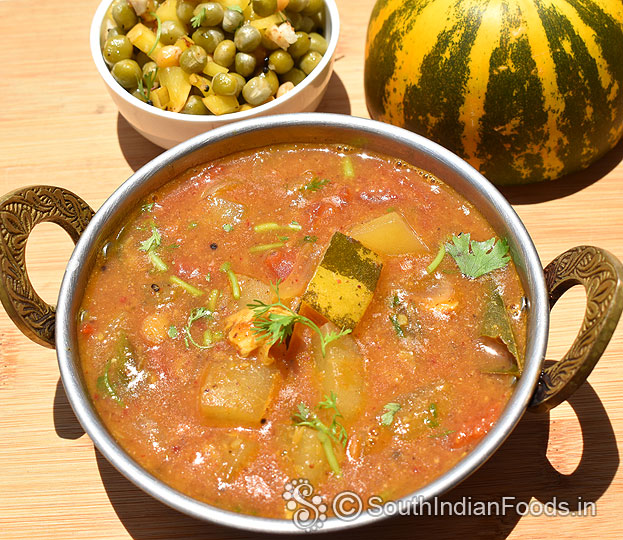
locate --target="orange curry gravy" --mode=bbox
[78,144,526,517]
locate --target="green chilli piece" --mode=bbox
[342,155,355,178]
[253,221,302,232]
[249,242,285,253]
[220,261,240,300]
[169,275,204,296]
[207,288,221,311]
[426,243,446,274]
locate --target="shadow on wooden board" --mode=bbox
[47,378,614,540]
[116,114,165,173]
[498,137,623,205]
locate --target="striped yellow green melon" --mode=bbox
[364,0,623,184]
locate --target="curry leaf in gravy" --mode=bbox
[445,233,510,278]
[96,334,141,406]
[481,289,522,374]
[97,358,124,406]
[380,402,401,426]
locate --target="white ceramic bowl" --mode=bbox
[90,0,340,149]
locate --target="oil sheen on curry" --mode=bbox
[78,144,527,517]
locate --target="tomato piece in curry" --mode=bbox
[78,144,527,517]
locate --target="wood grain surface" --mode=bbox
[1,1,622,539]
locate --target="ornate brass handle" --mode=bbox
[530,246,623,413]
[0,186,94,348]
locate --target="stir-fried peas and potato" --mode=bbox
[101,0,329,114]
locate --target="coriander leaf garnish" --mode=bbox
[445,233,510,278]
[380,402,401,426]
[136,67,158,104]
[300,177,331,192]
[139,223,168,271]
[139,223,161,252]
[183,307,213,349]
[190,7,206,28]
[168,326,178,338]
[141,202,155,212]
[423,403,439,428]
[389,314,405,337]
[147,13,162,56]
[303,235,317,243]
[292,393,348,476]
[247,281,351,356]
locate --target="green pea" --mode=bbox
[192,27,225,54]
[181,95,209,115]
[287,0,310,12]
[288,32,310,59]
[142,61,159,81]
[302,0,324,16]
[261,31,280,51]
[261,69,279,94]
[280,67,306,86]
[176,0,195,24]
[111,0,138,32]
[234,52,257,77]
[309,9,324,30]
[253,0,277,17]
[106,26,123,38]
[234,24,261,53]
[242,76,273,106]
[309,32,327,54]
[230,73,246,97]
[160,20,187,45]
[213,40,236,67]
[268,50,294,74]
[212,73,238,96]
[194,2,224,27]
[134,50,152,67]
[111,59,142,90]
[180,45,208,73]
[103,35,133,66]
[298,15,314,33]
[220,10,241,34]
[299,50,322,74]
[286,11,303,30]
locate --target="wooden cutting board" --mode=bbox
[0,1,621,538]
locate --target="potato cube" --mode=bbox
[202,95,240,115]
[126,23,163,60]
[158,66,191,112]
